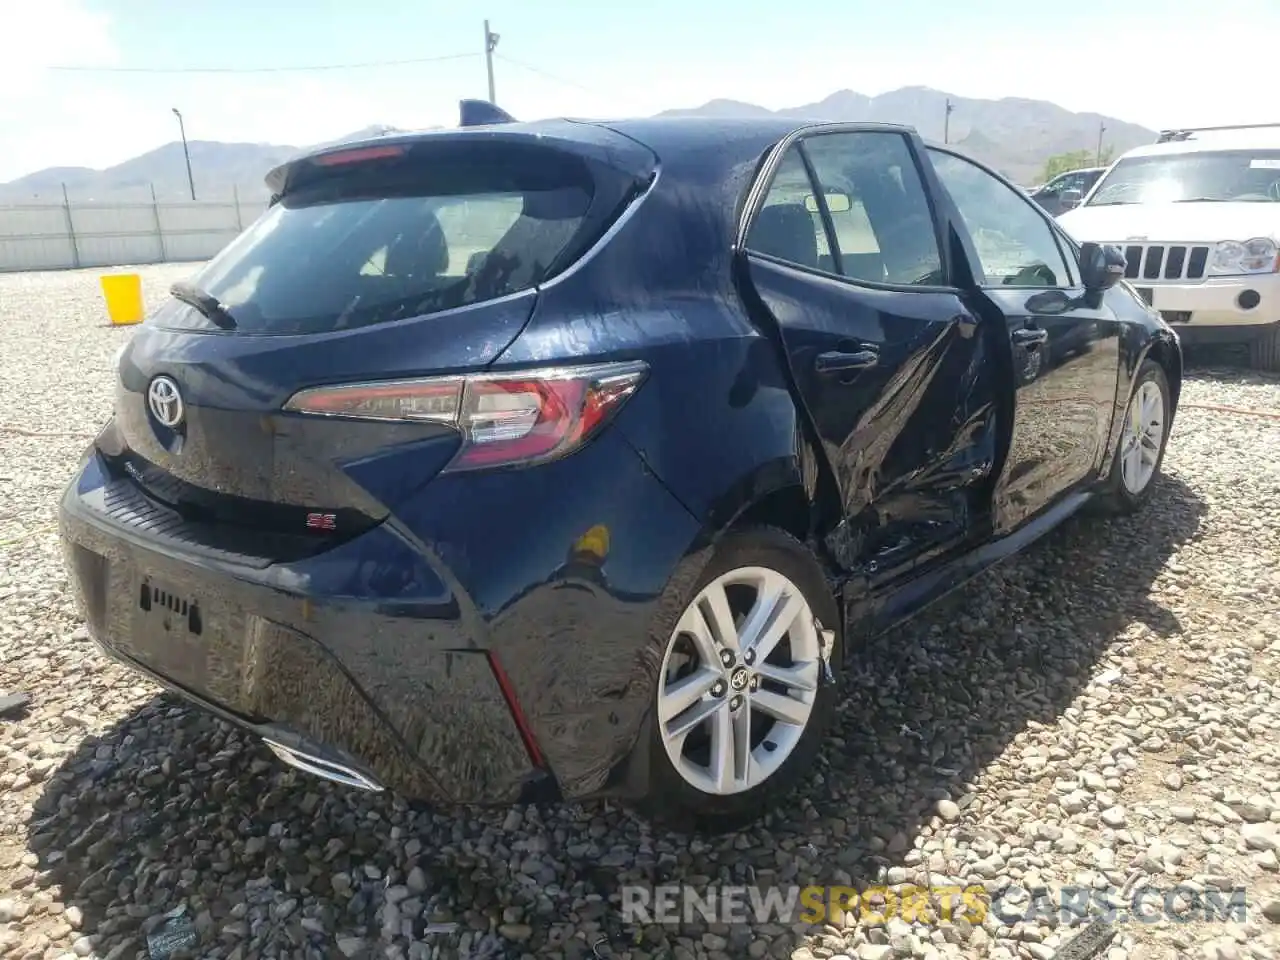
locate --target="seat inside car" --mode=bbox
[383,212,450,282]
[468,189,585,293]
[751,203,819,270]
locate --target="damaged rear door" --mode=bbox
[738,126,1001,581]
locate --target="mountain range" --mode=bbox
[0,88,1156,202]
[657,87,1155,182]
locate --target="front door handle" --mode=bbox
[1011,327,1049,348]
[815,349,879,375]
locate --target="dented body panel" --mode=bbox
[743,257,997,579]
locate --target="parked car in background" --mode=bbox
[1059,123,1280,370]
[1028,166,1107,216]
[59,111,1181,827]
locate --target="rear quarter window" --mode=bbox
[166,141,599,335]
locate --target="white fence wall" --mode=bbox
[0,195,266,273]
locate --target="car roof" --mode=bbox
[322,114,907,153]
[265,116,920,195]
[1032,166,1105,181]
[592,115,812,151]
[1120,127,1280,160]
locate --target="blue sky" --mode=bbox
[2,0,1277,182]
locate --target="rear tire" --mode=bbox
[1248,323,1280,373]
[644,527,841,832]
[1101,358,1171,514]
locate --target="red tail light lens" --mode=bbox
[283,361,648,472]
[282,377,464,423]
[312,144,407,167]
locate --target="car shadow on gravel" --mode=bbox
[795,471,1206,887]
[22,474,1205,960]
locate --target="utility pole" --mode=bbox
[1096,120,1107,166]
[944,98,954,144]
[172,107,195,200]
[483,20,500,104]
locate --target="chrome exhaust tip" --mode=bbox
[262,737,384,792]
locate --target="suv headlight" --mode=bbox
[1210,237,1279,275]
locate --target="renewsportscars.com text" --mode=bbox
[621,883,1250,927]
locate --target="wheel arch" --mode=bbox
[698,441,843,570]
[694,461,850,636]
[729,483,813,542]
[1103,327,1183,471]
[1142,332,1183,418]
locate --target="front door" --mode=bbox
[740,128,999,579]
[926,148,1122,534]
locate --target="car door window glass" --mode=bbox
[803,132,944,286]
[1062,171,1095,196]
[929,149,1074,288]
[746,148,831,272]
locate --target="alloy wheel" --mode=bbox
[657,566,822,795]
[1120,379,1165,495]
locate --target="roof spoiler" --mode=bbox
[1156,122,1280,143]
[459,99,516,127]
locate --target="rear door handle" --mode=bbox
[1011,327,1049,348]
[815,349,879,375]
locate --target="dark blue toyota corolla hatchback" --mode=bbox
[60,111,1181,826]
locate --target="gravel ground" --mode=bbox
[2,264,1280,960]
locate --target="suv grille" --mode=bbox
[1112,243,1211,282]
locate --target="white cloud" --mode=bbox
[0,0,126,179]
[0,0,116,84]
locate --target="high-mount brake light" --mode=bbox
[283,361,648,472]
[312,144,406,167]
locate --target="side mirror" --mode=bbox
[805,191,852,214]
[1080,242,1126,291]
[1059,188,1083,210]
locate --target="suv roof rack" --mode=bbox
[1156,122,1280,143]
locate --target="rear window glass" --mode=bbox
[168,142,596,335]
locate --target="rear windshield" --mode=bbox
[166,141,597,335]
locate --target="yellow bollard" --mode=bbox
[100,273,145,326]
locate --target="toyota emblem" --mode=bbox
[147,376,185,428]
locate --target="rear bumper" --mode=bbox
[58,429,701,804]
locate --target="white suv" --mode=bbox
[1058,124,1280,370]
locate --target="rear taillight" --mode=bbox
[283,361,648,472]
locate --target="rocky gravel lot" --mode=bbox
[2,264,1280,960]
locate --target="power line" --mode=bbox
[48,51,478,75]
[493,53,595,94]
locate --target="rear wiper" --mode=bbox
[1086,200,1133,206]
[170,281,237,330]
